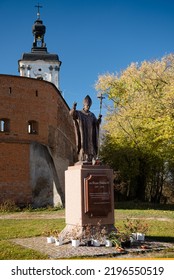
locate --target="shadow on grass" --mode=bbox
[147,236,174,243]
[115,201,174,211]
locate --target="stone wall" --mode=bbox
[0,74,76,207]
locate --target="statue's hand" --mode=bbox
[98,114,102,124]
[73,102,77,110]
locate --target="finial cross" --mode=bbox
[35,3,42,19]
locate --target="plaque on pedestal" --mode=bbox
[84,174,111,217]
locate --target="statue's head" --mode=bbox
[83,95,92,112]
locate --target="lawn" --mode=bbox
[0,218,65,259]
[0,206,174,259]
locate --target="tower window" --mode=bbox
[28,121,38,134]
[0,119,10,132]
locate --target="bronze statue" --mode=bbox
[70,95,102,163]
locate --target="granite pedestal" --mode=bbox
[60,164,115,241]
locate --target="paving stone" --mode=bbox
[11,237,173,259]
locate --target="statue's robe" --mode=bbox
[70,109,99,161]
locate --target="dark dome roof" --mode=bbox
[32,19,46,38]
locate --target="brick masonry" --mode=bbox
[0,74,76,207]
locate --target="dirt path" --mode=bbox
[0,211,65,220]
[0,211,173,221]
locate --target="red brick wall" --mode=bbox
[0,142,31,205]
[0,74,75,146]
[0,74,76,206]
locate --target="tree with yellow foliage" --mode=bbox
[95,54,174,202]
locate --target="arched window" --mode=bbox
[28,120,38,134]
[0,119,10,132]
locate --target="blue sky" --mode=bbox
[0,0,174,116]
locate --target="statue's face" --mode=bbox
[83,104,90,112]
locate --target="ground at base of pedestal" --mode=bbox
[11,236,174,259]
[59,224,117,244]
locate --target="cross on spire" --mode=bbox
[35,3,42,19]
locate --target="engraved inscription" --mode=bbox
[84,174,112,217]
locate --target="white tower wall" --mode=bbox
[19,60,61,89]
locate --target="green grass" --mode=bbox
[0,240,48,260]
[0,206,174,259]
[115,201,174,210]
[0,219,65,240]
[115,209,174,220]
[0,218,65,260]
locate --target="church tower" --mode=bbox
[18,4,61,90]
